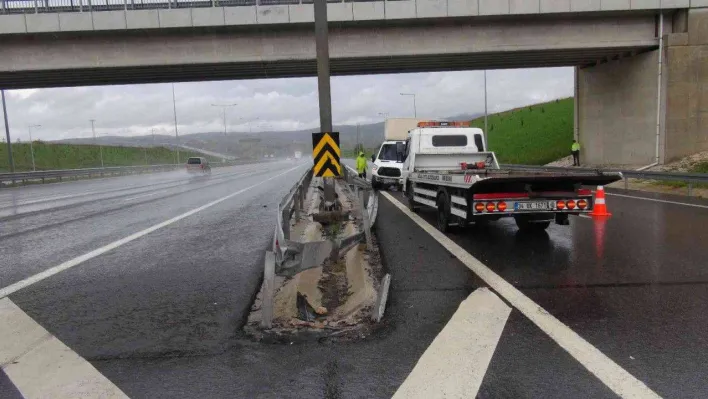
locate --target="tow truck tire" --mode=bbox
[406,184,419,213]
[515,217,551,231]
[436,192,451,233]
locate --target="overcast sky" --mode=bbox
[2,67,573,142]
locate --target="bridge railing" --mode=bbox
[0,0,402,14]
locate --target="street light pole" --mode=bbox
[400,93,417,118]
[90,119,104,168]
[172,83,180,164]
[28,124,40,171]
[1,89,14,173]
[211,103,237,153]
[483,70,488,149]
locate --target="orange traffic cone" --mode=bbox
[591,186,611,218]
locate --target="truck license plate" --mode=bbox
[515,201,556,211]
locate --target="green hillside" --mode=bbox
[470,97,574,165]
[0,142,215,172]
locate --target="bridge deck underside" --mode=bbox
[0,45,654,89]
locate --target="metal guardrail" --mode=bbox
[501,164,708,195]
[0,0,402,14]
[263,165,378,328]
[271,165,378,276]
[0,163,181,186]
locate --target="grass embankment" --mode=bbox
[0,142,215,172]
[343,98,574,165]
[470,98,574,165]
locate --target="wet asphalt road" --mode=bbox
[2,161,708,398]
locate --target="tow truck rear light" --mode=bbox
[474,203,485,213]
[486,202,496,212]
[417,121,471,128]
[566,200,576,210]
[577,199,588,209]
[556,200,566,210]
[497,201,507,212]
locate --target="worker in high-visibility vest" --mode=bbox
[356,151,368,178]
[571,140,581,166]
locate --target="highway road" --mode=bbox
[2,161,708,398]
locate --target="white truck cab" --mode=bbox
[401,122,489,185]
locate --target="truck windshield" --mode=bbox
[378,144,401,161]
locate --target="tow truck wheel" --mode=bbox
[436,192,451,233]
[406,184,419,213]
[514,217,551,231]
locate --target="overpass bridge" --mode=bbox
[0,0,706,165]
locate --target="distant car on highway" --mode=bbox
[186,157,211,175]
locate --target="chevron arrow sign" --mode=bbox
[312,132,342,177]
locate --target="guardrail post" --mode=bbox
[282,208,290,240]
[688,183,693,197]
[294,186,301,221]
[299,184,305,211]
[260,251,275,329]
[358,189,373,249]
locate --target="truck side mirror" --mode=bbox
[371,155,375,162]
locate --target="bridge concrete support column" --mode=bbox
[576,51,660,166]
[578,8,708,166]
[662,8,708,163]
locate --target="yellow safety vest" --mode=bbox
[571,143,580,152]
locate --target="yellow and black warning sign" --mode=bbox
[312,132,341,177]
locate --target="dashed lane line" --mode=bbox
[392,287,511,399]
[381,191,662,399]
[0,298,128,399]
[0,164,306,300]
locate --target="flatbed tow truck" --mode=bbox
[401,121,623,232]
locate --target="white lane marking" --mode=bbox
[392,287,511,399]
[0,165,263,208]
[123,191,162,201]
[0,298,128,399]
[606,192,708,209]
[381,192,662,399]
[0,164,306,299]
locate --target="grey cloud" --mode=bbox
[2,67,573,142]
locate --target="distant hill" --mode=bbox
[53,112,485,158]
